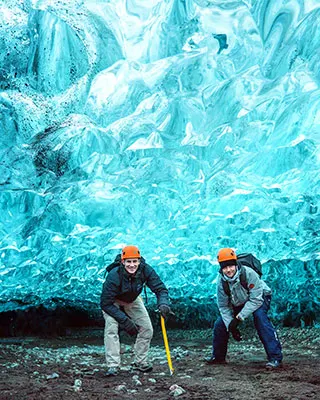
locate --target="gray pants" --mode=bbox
[103,296,154,368]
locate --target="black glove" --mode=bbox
[229,318,242,342]
[231,328,242,342]
[159,304,173,319]
[228,318,239,332]
[121,319,139,336]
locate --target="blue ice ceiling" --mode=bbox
[0,0,319,315]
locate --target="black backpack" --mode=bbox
[105,254,122,276]
[222,253,262,297]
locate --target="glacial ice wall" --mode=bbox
[0,0,319,322]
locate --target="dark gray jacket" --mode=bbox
[100,259,169,324]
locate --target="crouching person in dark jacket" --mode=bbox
[101,245,172,376]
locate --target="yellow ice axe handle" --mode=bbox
[160,315,174,375]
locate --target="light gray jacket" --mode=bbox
[217,266,272,329]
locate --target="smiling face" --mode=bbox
[221,264,237,278]
[123,258,140,275]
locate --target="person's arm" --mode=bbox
[100,271,129,325]
[236,268,264,321]
[217,276,234,329]
[144,264,170,306]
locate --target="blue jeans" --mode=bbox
[212,296,283,362]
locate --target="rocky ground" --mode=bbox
[0,327,319,400]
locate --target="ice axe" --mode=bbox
[160,315,174,375]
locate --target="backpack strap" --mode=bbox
[222,280,231,297]
[239,267,248,290]
[139,260,148,304]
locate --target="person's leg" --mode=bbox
[211,316,229,361]
[103,310,121,369]
[124,297,153,367]
[253,295,283,363]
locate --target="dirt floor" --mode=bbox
[0,327,319,400]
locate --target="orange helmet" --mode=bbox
[121,245,141,260]
[217,248,237,269]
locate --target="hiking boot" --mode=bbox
[105,367,119,376]
[204,356,227,365]
[132,362,153,373]
[266,360,283,370]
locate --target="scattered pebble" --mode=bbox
[114,384,127,393]
[120,345,132,354]
[7,363,19,369]
[172,347,189,360]
[132,374,142,386]
[169,384,186,397]
[73,379,82,392]
[46,372,59,380]
[84,369,97,375]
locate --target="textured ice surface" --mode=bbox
[0,0,319,321]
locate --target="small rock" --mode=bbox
[120,344,132,354]
[148,378,156,383]
[46,373,59,380]
[132,375,142,386]
[169,384,186,397]
[73,379,82,392]
[145,388,152,392]
[173,388,186,396]
[115,384,127,393]
[172,347,189,360]
[169,384,179,390]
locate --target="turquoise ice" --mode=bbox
[0,0,319,322]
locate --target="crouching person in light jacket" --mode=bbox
[205,248,283,369]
